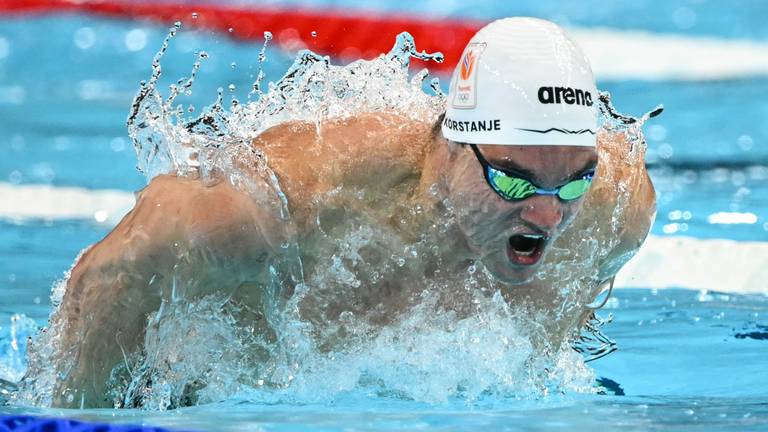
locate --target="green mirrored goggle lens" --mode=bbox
[488,169,537,200]
[557,178,592,200]
[487,167,593,201]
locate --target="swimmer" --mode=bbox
[36,17,655,407]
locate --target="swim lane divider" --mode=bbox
[0,0,482,73]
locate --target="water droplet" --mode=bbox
[230,62,237,69]
[191,12,198,19]
[311,31,317,37]
[228,27,234,33]
[263,31,273,41]
[228,84,236,92]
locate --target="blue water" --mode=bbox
[1,0,767,430]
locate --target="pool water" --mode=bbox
[2,289,766,431]
[1,0,768,430]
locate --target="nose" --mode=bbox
[519,195,563,233]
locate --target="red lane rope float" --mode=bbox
[0,0,484,73]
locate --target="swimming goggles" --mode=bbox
[469,144,594,202]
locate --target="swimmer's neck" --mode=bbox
[417,135,452,201]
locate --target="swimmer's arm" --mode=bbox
[572,132,656,336]
[573,130,656,309]
[53,174,281,408]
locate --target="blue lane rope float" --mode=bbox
[0,415,188,432]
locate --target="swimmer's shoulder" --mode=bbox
[130,174,284,251]
[252,112,432,166]
[249,112,434,201]
[57,173,283,287]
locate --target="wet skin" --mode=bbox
[44,113,656,408]
[444,143,598,284]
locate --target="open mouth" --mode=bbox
[506,234,549,266]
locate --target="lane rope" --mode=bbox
[0,0,482,72]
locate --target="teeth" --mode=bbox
[520,234,543,240]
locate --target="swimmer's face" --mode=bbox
[446,143,598,284]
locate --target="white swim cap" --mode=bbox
[442,17,598,147]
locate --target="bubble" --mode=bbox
[230,62,237,69]
[737,134,754,151]
[10,134,25,151]
[662,223,679,234]
[646,124,667,141]
[191,12,198,19]
[31,163,55,183]
[657,143,674,159]
[110,137,127,152]
[712,168,729,183]
[730,171,746,186]
[53,136,73,152]
[94,210,109,223]
[125,28,148,52]
[8,170,22,184]
[228,84,236,92]
[228,27,234,33]
[311,31,317,37]
[0,85,25,104]
[73,27,96,50]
